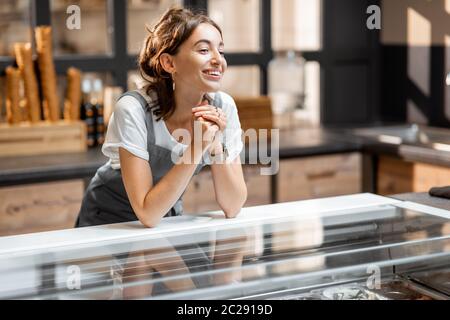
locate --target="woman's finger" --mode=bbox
[194,110,219,117]
[202,114,226,130]
[192,106,215,112]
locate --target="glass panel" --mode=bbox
[208,0,260,53]
[51,0,110,55]
[127,0,182,54]
[221,65,260,97]
[0,0,31,56]
[1,204,449,299]
[271,0,322,51]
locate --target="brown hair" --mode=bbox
[138,6,222,121]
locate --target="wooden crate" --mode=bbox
[0,120,87,157]
[233,96,273,140]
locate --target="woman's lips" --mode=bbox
[202,70,222,81]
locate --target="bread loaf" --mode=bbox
[35,26,60,122]
[14,43,41,123]
[64,67,81,121]
[5,66,22,124]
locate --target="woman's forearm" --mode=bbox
[211,160,247,218]
[141,143,206,227]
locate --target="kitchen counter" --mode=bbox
[0,193,448,300]
[0,127,361,187]
[345,125,450,168]
[3,124,450,188]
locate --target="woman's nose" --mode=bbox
[211,50,221,65]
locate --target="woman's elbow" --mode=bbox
[135,208,161,228]
[224,208,241,219]
[222,187,247,219]
[141,218,160,228]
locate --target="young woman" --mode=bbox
[75,7,247,229]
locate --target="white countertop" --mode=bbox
[0,193,448,258]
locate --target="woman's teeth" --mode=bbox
[204,70,221,76]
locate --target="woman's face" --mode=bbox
[172,23,227,93]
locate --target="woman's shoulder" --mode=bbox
[114,89,156,113]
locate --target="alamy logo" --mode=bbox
[366,265,381,290]
[66,265,81,290]
[170,122,280,176]
[66,5,81,30]
[366,5,381,30]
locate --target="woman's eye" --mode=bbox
[199,49,209,54]
[219,51,225,56]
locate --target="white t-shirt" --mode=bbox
[102,90,244,169]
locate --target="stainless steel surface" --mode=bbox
[0,202,449,300]
[352,124,450,148]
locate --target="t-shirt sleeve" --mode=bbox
[101,95,149,162]
[221,93,244,163]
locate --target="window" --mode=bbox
[208,0,260,53]
[0,0,31,56]
[127,0,182,54]
[271,0,322,51]
[51,0,110,55]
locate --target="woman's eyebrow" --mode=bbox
[193,39,224,47]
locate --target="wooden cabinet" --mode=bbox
[0,152,362,236]
[377,156,450,195]
[0,179,84,236]
[182,169,219,214]
[182,165,272,214]
[276,153,362,202]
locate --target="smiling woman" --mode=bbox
[73,6,247,299]
[75,6,247,229]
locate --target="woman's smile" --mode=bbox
[202,68,223,81]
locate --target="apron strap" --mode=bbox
[118,90,156,146]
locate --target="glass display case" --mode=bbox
[0,194,449,300]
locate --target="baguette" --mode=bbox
[35,26,60,122]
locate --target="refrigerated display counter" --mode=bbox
[0,193,449,300]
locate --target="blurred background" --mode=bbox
[1,0,450,236]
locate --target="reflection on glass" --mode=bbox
[208,0,259,53]
[0,0,30,56]
[221,66,260,97]
[1,204,450,300]
[271,0,322,51]
[51,0,110,55]
[271,213,325,274]
[127,0,182,54]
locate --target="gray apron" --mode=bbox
[75,90,223,228]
